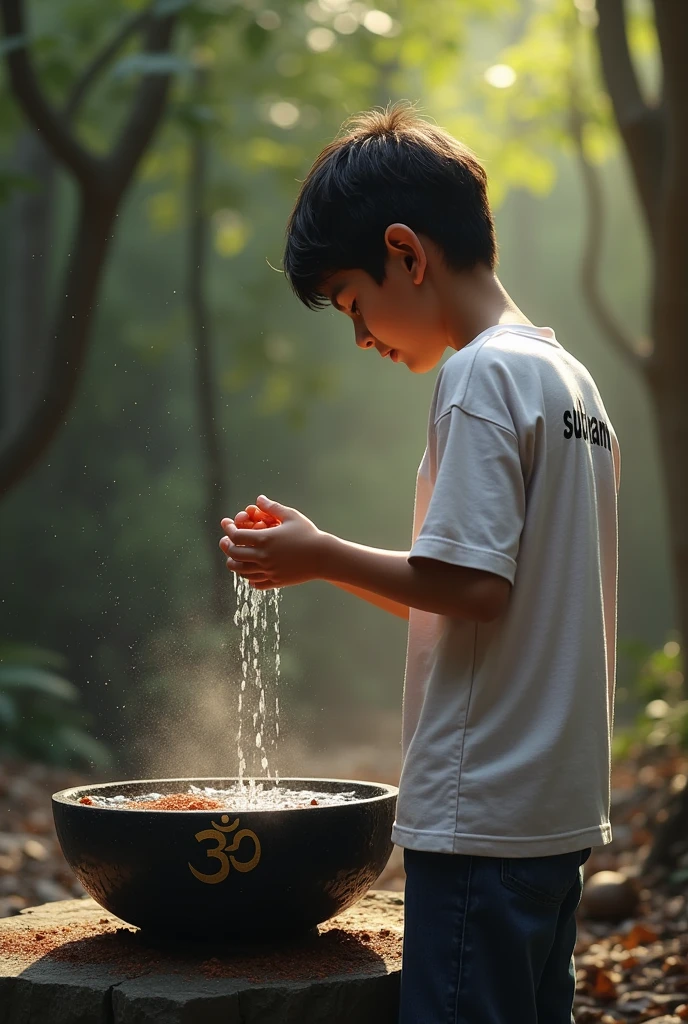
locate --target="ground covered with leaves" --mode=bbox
[1,746,687,1022]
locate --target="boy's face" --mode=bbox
[320,226,448,374]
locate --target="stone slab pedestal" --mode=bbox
[0,890,403,1024]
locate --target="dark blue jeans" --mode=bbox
[399,846,592,1024]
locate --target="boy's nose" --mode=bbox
[354,323,375,349]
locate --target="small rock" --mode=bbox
[0,875,21,897]
[0,895,27,918]
[580,871,639,922]
[23,838,49,861]
[33,879,72,904]
[0,852,20,873]
[663,956,688,975]
[0,833,23,855]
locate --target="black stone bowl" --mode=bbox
[52,777,398,942]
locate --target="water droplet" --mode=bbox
[232,572,281,786]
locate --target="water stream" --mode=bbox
[233,573,281,787]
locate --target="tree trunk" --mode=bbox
[3,132,56,433]
[646,79,688,668]
[643,775,688,875]
[590,1,688,878]
[0,192,117,498]
[647,368,688,661]
[0,2,178,499]
[187,81,228,619]
[639,0,688,874]
[642,326,688,879]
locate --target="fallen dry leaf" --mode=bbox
[621,924,660,950]
[593,969,620,1001]
[1,745,688,1024]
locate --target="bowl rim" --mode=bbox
[52,776,399,811]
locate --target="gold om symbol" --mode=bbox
[188,814,261,885]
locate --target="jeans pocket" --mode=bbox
[500,850,588,907]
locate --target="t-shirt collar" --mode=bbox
[463,323,558,351]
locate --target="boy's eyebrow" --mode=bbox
[330,283,348,312]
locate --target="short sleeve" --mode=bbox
[612,433,621,494]
[409,407,525,584]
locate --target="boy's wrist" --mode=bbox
[315,532,390,591]
[315,530,344,581]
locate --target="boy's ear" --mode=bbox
[383,223,427,285]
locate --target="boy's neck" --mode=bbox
[441,265,534,352]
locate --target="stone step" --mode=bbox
[0,890,404,1023]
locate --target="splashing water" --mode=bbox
[79,784,359,811]
[233,574,282,788]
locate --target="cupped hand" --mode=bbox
[219,495,325,589]
[232,504,280,531]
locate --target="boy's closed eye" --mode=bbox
[330,290,358,318]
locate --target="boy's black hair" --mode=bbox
[283,102,497,310]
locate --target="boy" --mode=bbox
[219,104,620,1024]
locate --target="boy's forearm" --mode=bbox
[329,580,409,620]
[319,533,497,621]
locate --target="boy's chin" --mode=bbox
[409,351,443,374]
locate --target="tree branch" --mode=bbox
[595,0,664,245]
[64,7,151,123]
[3,131,56,434]
[647,1,688,384]
[0,0,99,188]
[0,4,180,498]
[104,11,177,196]
[0,195,116,499]
[652,1,688,135]
[568,92,650,371]
[187,68,228,619]
[596,0,646,118]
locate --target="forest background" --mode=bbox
[0,0,682,785]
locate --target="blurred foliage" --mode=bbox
[0,643,112,769]
[613,637,687,762]
[0,0,674,769]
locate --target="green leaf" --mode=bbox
[0,665,77,701]
[243,136,302,170]
[112,52,193,78]
[147,189,181,232]
[213,208,250,257]
[0,643,67,671]
[243,21,270,57]
[618,638,652,661]
[258,370,293,415]
[55,726,112,769]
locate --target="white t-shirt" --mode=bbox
[390,324,620,858]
